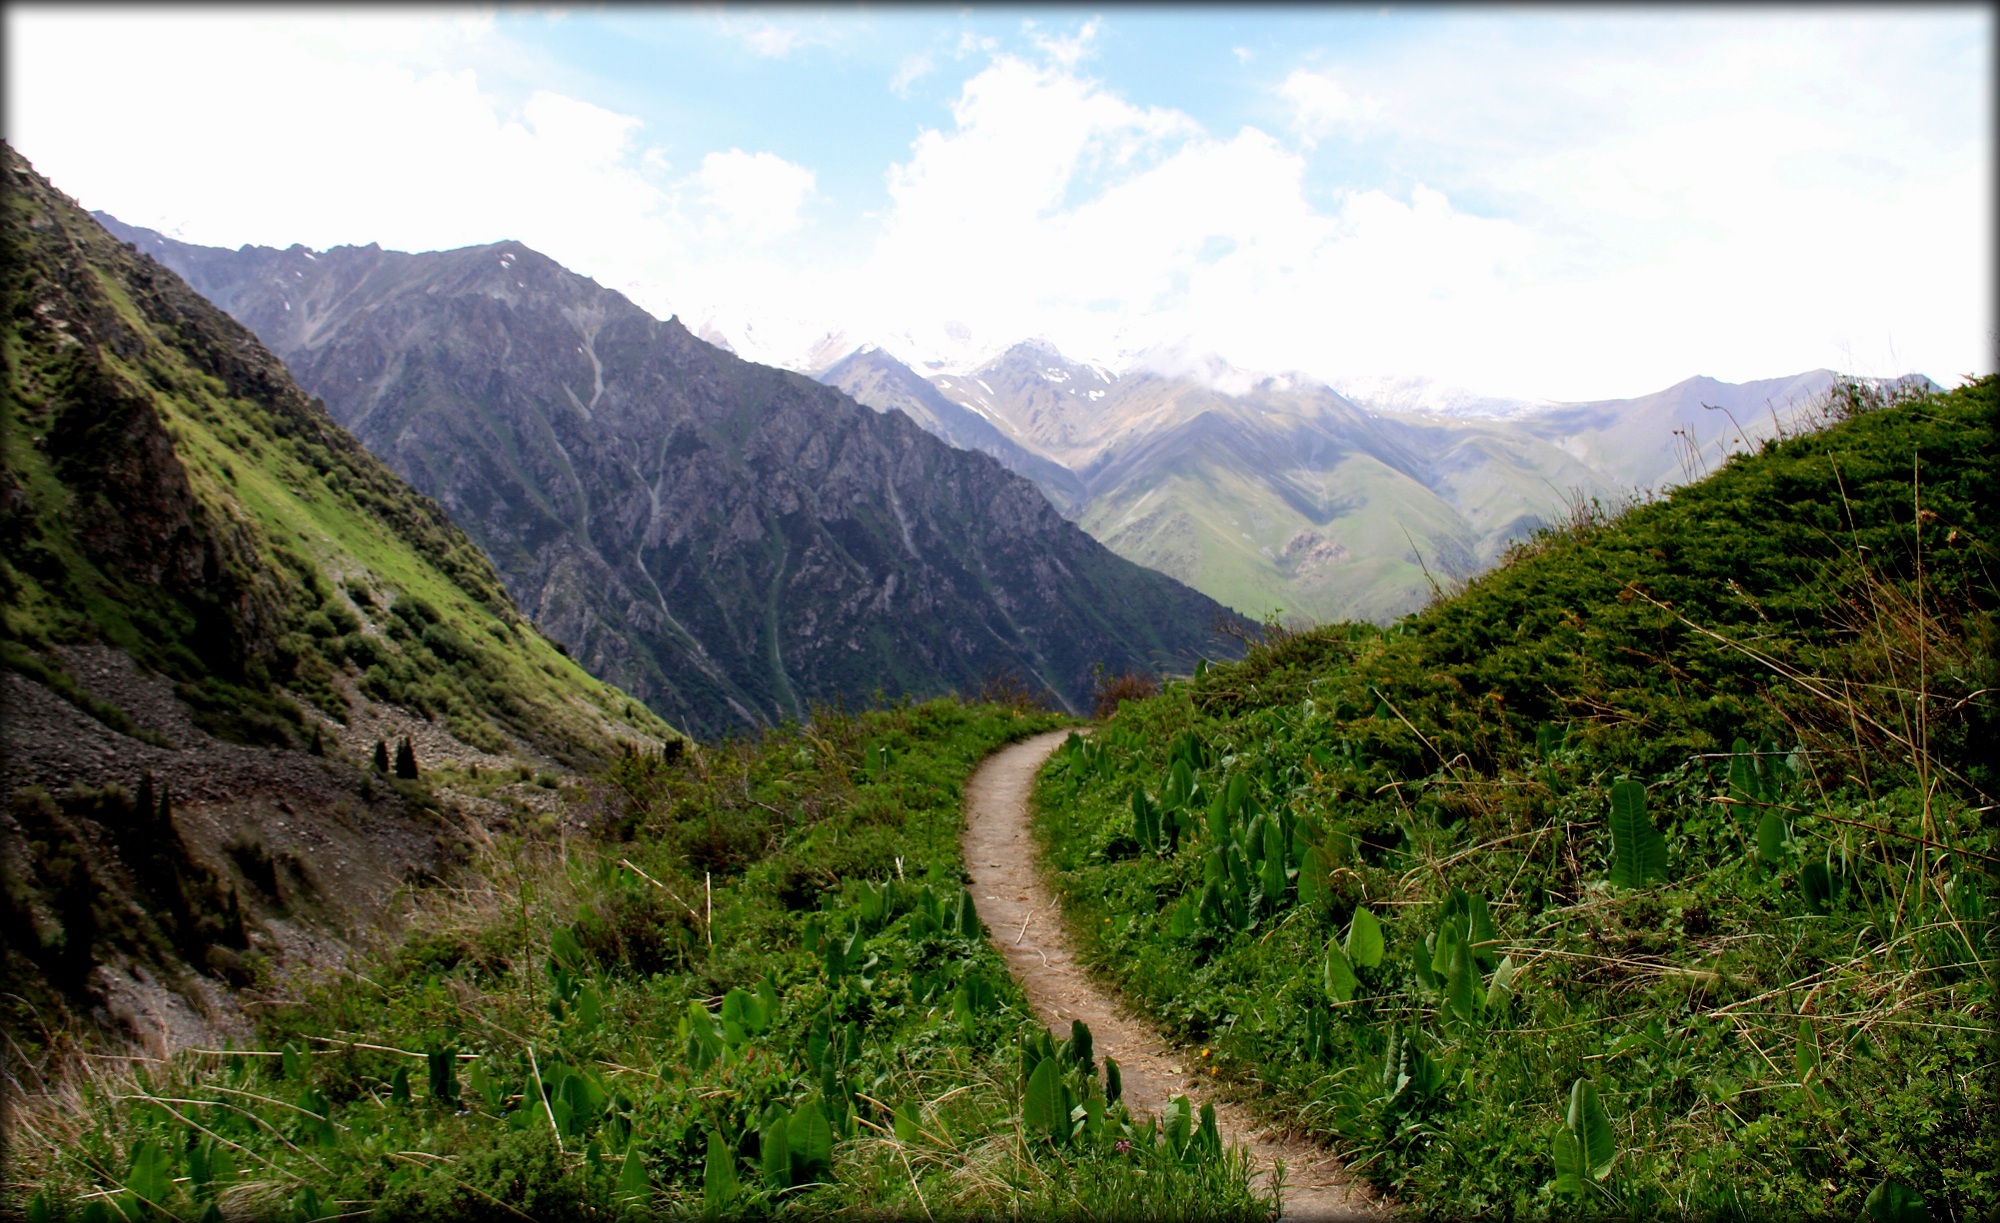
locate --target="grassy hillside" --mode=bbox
[6,699,1270,1221]
[1034,377,1996,1218]
[2,144,672,765]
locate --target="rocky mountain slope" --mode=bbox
[820,339,1894,624]
[101,218,1241,736]
[3,146,673,1044]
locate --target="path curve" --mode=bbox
[963,730,1385,1221]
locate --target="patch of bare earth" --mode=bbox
[963,730,1389,1222]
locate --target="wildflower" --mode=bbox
[1114,1138,1131,1154]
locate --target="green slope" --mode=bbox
[1035,377,1996,1217]
[2,143,673,765]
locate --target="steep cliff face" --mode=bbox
[3,147,672,1042]
[105,220,1242,735]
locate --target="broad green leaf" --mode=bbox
[1024,1057,1061,1135]
[1324,942,1357,1003]
[1568,1078,1617,1179]
[720,987,754,1032]
[1345,906,1384,968]
[1195,1101,1220,1158]
[1757,811,1789,867]
[790,1099,833,1182]
[389,1065,410,1104]
[1104,1056,1122,1104]
[702,1129,740,1214]
[617,1140,651,1198]
[1551,1123,1583,1183]
[759,1114,789,1187]
[1486,955,1517,1011]
[1070,1019,1095,1072]
[1729,737,1762,804]
[125,1140,171,1205]
[1430,918,1462,978]
[1207,792,1229,843]
[1162,1094,1192,1154]
[1225,773,1250,822]
[1607,780,1669,887]
[1412,936,1438,991]
[1131,787,1156,850]
[1261,840,1286,903]
[1467,893,1498,966]
[1865,1180,1930,1223]
[753,977,779,1032]
[893,1103,921,1145]
[1295,847,1326,906]
[1801,861,1834,914]
[1445,934,1476,1021]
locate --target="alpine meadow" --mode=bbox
[3,7,1995,1223]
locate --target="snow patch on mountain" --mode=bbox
[1327,373,1554,420]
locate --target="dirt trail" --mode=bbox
[963,730,1386,1221]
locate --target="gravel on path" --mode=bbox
[963,729,1387,1222]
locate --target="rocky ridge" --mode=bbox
[103,218,1244,736]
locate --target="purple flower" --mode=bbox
[1114,1138,1131,1154]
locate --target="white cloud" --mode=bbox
[694,150,816,244]
[831,52,1536,384]
[1028,16,1101,72]
[4,9,678,279]
[891,50,934,98]
[1277,69,1377,145]
[6,8,1985,400]
[741,24,803,58]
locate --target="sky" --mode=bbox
[5,4,1992,401]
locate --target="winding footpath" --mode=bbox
[963,730,1386,1221]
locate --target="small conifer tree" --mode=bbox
[373,740,391,773]
[394,738,419,780]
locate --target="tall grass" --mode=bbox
[1030,377,1996,1219]
[4,698,1273,1221]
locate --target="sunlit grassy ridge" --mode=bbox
[3,147,672,763]
[1035,378,1996,1219]
[7,700,1272,1221]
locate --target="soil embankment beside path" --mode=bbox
[963,729,1385,1222]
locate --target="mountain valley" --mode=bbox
[100,218,1243,737]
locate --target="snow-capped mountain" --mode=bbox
[1325,373,1555,420]
[818,332,1933,627]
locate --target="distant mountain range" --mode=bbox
[811,337,1928,624]
[100,217,1242,736]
